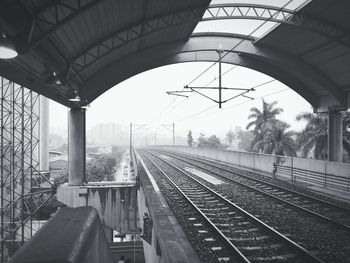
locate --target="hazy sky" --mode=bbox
[49,62,312,142]
[49,0,313,143]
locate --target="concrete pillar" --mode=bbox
[68,108,86,185]
[39,96,49,171]
[328,109,342,162]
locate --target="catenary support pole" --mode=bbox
[173,122,175,145]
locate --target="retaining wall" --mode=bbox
[153,145,350,192]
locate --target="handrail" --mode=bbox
[9,207,113,263]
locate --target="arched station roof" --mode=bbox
[0,0,349,111]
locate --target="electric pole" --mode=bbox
[129,123,132,153]
[173,122,175,145]
[129,123,146,152]
[162,123,175,145]
[218,48,222,108]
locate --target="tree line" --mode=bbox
[187,99,350,162]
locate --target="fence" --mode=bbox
[152,146,350,192]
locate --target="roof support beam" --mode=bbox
[203,4,295,24]
[80,33,344,110]
[64,7,205,83]
[13,0,103,53]
[203,4,350,48]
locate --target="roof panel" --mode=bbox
[303,42,349,65]
[303,0,350,31]
[254,0,350,99]
[258,25,331,56]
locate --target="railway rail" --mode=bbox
[151,149,350,231]
[140,150,323,263]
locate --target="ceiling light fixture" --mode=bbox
[50,72,63,85]
[0,33,17,59]
[69,90,81,102]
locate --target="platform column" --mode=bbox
[68,107,86,185]
[328,109,342,162]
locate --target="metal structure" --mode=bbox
[0,77,54,262]
[0,0,348,113]
[0,0,347,113]
[203,3,350,48]
[161,123,175,145]
[167,49,254,108]
[129,123,147,152]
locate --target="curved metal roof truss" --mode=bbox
[0,0,348,111]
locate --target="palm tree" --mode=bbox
[187,130,193,146]
[296,112,327,159]
[246,99,283,152]
[225,128,236,148]
[246,99,283,134]
[297,112,350,162]
[253,121,297,156]
[342,112,350,161]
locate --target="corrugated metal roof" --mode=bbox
[256,0,350,104]
[0,0,209,106]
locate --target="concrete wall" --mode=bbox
[154,145,274,174]
[153,146,350,192]
[110,241,144,263]
[57,184,139,233]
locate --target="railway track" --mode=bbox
[151,149,350,231]
[140,150,324,263]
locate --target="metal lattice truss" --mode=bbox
[60,3,350,84]
[0,78,54,262]
[15,0,102,53]
[203,4,350,47]
[13,0,101,85]
[64,7,204,83]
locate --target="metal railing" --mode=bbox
[152,146,350,193]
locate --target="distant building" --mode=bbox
[49,157,68,171]
[49,150,63,159]
[49,134,66,149]
[87,122,128,145]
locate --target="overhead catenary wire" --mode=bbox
[176,85,290,126]
[156,65,241,121]
[185,0,295,88]
[136,0,295,129]
[175,79,277,124]
[166,0,295,112]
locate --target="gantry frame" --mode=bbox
[0,77,54,262]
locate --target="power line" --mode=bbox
[176,104,217,123]
[171,0,295,122]
[136,0,295,128]
[205,65,238,87]
[175,78,277,124]
[176,87,290,126]
[185,0,294,87]
[153,65,241,122]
